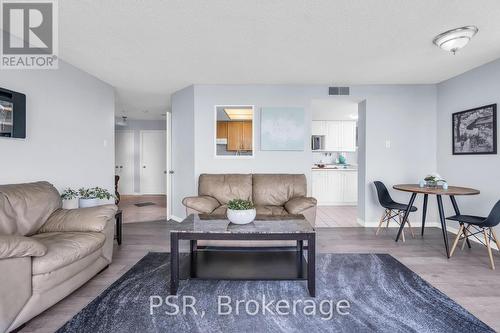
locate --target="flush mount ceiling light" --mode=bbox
[224,108,253,120]
[433,26,478,54]
[116,116,128,126]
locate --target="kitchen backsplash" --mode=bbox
[312,151,357,165]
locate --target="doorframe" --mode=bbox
[115,129,135,195]
[139,129,167,195]
[166,112,172,220]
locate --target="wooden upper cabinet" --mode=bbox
[241,121,253,150]
[227,121,242,151]
[216,121,228,139]
[226,121,253,151]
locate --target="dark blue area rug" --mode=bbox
[57,253,493,333]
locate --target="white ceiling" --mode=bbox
[58,1,500,120]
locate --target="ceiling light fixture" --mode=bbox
[433,26,478,54]
[224,108,253,120]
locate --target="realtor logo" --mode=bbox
[1,0,58,69]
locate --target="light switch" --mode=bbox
[385,140,391,148]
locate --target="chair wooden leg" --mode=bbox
[484,229,495,270]
[386,209,391,229]
[406,218,415,238]
[376,210,388,235]
[450,224,464,257]
[461,225,470,250]
[491,228,500,251]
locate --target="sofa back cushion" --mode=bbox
[253,174,307,206]
[0,181,62,236]
[198,174,252,205]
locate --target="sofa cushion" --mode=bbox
[256,205,288,216]
[0,235,47,259]
[0,182,62,236]
[31,232,105,274]
[253,174,307,206]
[198,174,252,205]
[182,196,220,214]
[285,197,317,214]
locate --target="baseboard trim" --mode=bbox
[170,215,183,223]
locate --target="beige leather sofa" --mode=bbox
[0,182,117,333]
[183,174,317,225]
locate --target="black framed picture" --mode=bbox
[452,104,497,155]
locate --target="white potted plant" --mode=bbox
[61,187,114,208]
[60,188,79,209]
[77,187,114,208]
[227,199,256,225]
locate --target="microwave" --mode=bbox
[311,135,325,151]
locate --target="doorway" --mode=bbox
[310,97,363,228]
[115,118,168,223]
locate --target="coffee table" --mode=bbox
[169,214,316,297]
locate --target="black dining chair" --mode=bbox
[448,200,500,270]
[374,181,417,241]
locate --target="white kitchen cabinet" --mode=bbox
[313,120,356,152]
[312,169,358,205]
[312,121,327,136]
[325,121,342,151]
[341,121,357,152]
[342,171,358,203]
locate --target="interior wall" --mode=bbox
[0,61,115,194]
[171,85,195,218]
[174,84,438,223]
[352,85,438,225]
[115,118,166,193]
[437,58,500,229]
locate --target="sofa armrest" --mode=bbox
[0,235,47,259]
[182,196,220,214]
[285,197,317,215]
[38,204,118,233]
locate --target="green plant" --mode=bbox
[227,199,254,210]
[61,188,78,200]
[78,187,114,200]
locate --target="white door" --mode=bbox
[327,170,344,204]
[343,171,358,204]
[140,130,166,194]
[115,130,135,195]
[166,113,172,219]
[326,121,342,151]
[312,171,328,205]
[341,121,357,152]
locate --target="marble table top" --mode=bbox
[171,214,315,234]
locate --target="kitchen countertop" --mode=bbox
[312,165,357,171]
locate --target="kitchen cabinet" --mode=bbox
[312,169,357,205]
[312,121,327,136]
[312,120,356,152]
[216,121,228,139]
[227,121,252,151]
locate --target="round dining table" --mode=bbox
[393,184,480,258]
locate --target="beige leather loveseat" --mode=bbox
[183,174,317,225]
[0,182,117,332]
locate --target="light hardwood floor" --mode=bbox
[118,195,167,223]
[20,221,500,332]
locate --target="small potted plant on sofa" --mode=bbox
[227,199,256,225]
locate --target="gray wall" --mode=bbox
[171,84,438,224]
[0,60,115,195]
[437,58,500,231]
[115,119,166,193]
[171,85,195,218]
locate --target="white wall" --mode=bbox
[171,84,438,223]
[437,58,500,228]
[171,85,195,218]
[0,60,115,195]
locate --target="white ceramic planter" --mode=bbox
[227,208,256,225]
[79,198,100,208]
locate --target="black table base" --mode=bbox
[170,233,316,297]
[395,194,468,258]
